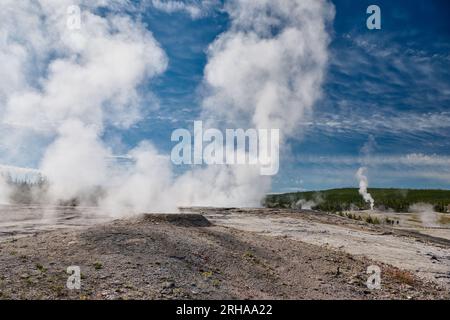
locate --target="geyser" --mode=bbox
[356,167,375,210]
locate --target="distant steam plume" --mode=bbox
[356,167,374,210]
[355,136,377,210]
[409,203,439,228]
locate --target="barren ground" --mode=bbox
[0,206,448,300]
[199,208,450,290]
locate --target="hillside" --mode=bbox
[264,188,450,213]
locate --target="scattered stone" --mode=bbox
[163,281,175,289]
[430,255,439,261]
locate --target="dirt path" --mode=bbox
[0,211,448,300]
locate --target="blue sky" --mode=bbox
[285,0,450,191]
[4,0,449,193]
[100,0,450,192]
[103,0,450,192]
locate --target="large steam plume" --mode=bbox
[202,0,335,137]
[0,0,334,215]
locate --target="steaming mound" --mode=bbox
[140,213,212,227]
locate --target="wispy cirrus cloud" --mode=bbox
[305,110,450,139]
[296,153,450,166]
[150,0,220,19]
[312,29,450,146]
[274,153,450,192]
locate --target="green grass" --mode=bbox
[264,188,450,213]
[93,262,103,270]
[364,215,380,225]
[36,263,47,272]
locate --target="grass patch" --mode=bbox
[365,216,380,225]
[36,264,47,272]
[243,251,255,259]
[390,269,416,286]
[243,251,263,265]
[93,262,103,270]
[201,271,213,278]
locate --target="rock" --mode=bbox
[430,255,439,261]
[163,281,175,289]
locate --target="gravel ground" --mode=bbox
[201,208,450,290]
[0,212,448,300]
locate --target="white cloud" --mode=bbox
[151,0,219,19]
